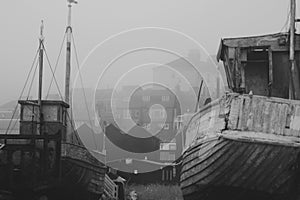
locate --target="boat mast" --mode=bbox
[289,0,299,99]
[65,1,73,105]
[65,0,77,104]
[65,0,77,140]
[38,20,44,135]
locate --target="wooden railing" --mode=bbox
[104,174,118,199]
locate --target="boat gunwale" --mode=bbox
[221,130,300,147]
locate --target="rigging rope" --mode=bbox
[71,33,98,151]
[42,43,64,101]
[9,39,64,133]
[5,46,40,134]
[280,2,291,33]
[26,56,39,100]
[45,33,67,99]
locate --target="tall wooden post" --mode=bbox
[65,4,72,105]
[268,47,273,97]
[289,0,300,99]
[38,21,44,135]
[64,2,75,141]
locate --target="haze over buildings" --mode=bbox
[0,0,295,104]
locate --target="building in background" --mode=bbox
[152,50,226,101]
[96,84,182,163]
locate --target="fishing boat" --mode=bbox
[180,1,300,200]
[0,1,106,200]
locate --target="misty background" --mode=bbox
[0,0,297,104]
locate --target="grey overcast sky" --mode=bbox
[0,0,296,104]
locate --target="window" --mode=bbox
[174,122,179,130]
[143,123,150,130]
[169,143,177,150]
[150,108,166,119]
[160,143,167,150]
[160,142,176,150]
[162,95,170,102]
[158,123,169,129]
[22,105,39,121]
[142,96,150,102]
[160,152,175,161]
[43,105,58,122]
[125,158,132,164]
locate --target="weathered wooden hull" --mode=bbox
[180,93,300,200]
[0,135,106,200]
[59,143,106,200]
[181,133,300,200]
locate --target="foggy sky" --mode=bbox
[0,0,295,104]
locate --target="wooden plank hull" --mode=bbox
[60,143,106,200]
[0,136,106,200]
[57,158,105,200]
[181,134,300,200]
[180,93,300,200]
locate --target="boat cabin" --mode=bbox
[18,100,69,140]
[0,100,69,192]
[217,33,300,99]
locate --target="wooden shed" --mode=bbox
[217,33,300,99]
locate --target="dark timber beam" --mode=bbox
[268,47,273,97]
